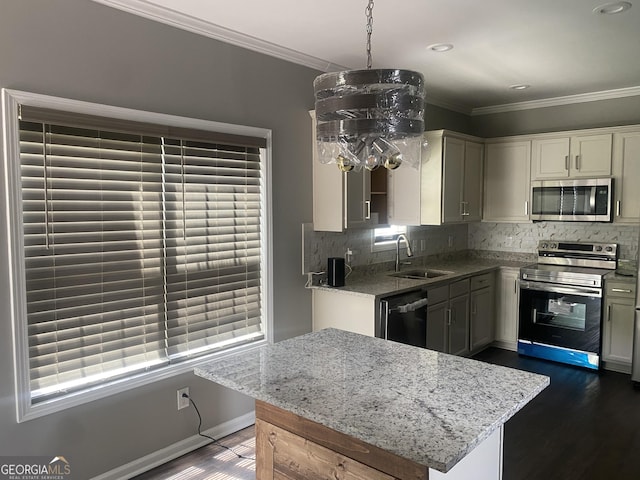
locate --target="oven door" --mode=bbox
[519,280,602,353]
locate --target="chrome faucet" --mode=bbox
[395,234,413,272]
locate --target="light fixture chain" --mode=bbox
[365,0,374,69]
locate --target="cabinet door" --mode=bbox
[311,111,345,232]
[345,170,373,228]
[569,134,612,177]
[602,297,635,365]
[442,137,465,223]
[387,160,421,226]
[448,294,470,356]
[426,301,448,353]
[612,131,640,224]
[470,287,494,352]
[495,268,520,350]
[483,141,531,222]
[463,141,483,222]
[531,137,570,179]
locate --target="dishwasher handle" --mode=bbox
[392,297,428,314]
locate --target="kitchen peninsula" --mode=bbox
[195,328,549,479]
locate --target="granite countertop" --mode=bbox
[195,328,550,473]
[314,256,533,298]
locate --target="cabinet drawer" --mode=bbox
[428,285,449,305]
[471,272,494,291]
[449,278,470,298]
[606,281,636,299]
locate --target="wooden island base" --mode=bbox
[255,400,427,480]
[255,400,504,480]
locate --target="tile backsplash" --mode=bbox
[302,223,468,274]
[468,222,638,261]
[303,221,639,275]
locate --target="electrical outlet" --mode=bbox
[177,387,190,410]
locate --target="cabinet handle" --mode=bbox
[575,154,581,171]
[514,279,518,294]
[461,201,470,216]
[364,200,371,220]
[524,201,529,216]
[611,288,632,293]
[565,155,569,171]
[532,308,537,324]
[447,308,452,326]
[607,305,611,322]
[616,200,621,217]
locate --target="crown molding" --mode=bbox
[471,85,640,116]
[92,1,640,118]
[91,0,345,72]
[426,97,472,115]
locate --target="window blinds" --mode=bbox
[18,113,265,402]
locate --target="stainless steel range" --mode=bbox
[518,241,618,370]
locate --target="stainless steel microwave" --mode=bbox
[530,178,613,222]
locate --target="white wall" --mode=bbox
[0,0,317,477]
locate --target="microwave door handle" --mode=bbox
[590,185,596,211]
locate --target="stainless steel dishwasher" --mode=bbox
[377,289,428,348]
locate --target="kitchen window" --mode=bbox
[2,89,272,421]
[372,225,408,251]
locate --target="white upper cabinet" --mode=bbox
[483,141,531,222]
[311,111,378,231]
[387,130,483,226]
[612,130,640,224]
[531,133,612,180]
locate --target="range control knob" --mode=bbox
[550,243,557,249]
[595,246,603,252]
[605,246,613,252]
[541,243,548,249]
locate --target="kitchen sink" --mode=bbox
[388,269,453,280]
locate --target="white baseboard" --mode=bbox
[92,411,256,480]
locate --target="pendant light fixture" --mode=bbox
[313,0,426,172]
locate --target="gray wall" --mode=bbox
[425,103,474,134]
[471,95,640,137]
[0,0,318,477]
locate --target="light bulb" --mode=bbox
[336,154,355,172]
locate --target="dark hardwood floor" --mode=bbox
[134,348,640,479]
[474,348,640,480]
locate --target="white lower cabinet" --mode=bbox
[494,267,520,351]
[312,289,375,337]
[313,271,496,357]
[470,273,496,353]
[602,279,636,372]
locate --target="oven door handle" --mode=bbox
[519,281,602,298]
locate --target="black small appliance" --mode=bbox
[327,257,345,287]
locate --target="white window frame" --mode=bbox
[1,89,274,422]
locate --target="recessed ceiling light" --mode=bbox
[509,84,531,91]
[427,43,453,52]
[593,1,632,14]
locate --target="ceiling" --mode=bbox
[94,0,640,114]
